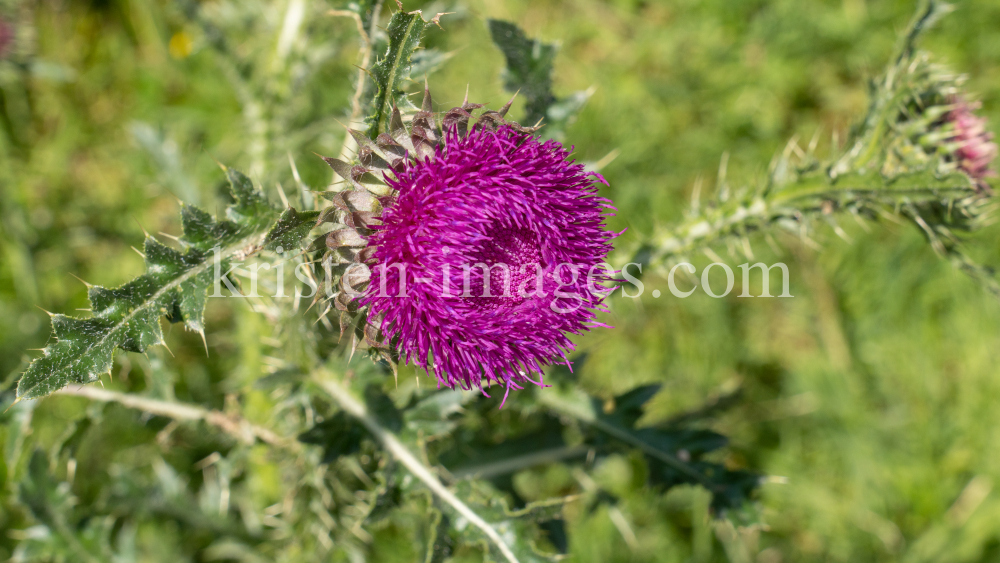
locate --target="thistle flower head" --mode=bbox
[360,125,616,397]
[948,98,998,187]
[320,91,617,401]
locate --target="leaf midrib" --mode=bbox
[19,233,264,400]
[375,14,421,137]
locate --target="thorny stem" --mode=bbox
[56,379,528,563]
[632,174,980,273]
[334,0,385,162]
[313,371,522,563]
[55,385,299,451]
[625,1,998,289]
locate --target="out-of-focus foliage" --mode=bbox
[488,18,591,138]
[2,0,1000,562]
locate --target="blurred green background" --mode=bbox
[2,0,1000,561]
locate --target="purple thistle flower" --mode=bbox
[359,125,617,401]
[948,98,998,189]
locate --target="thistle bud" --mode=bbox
[0,16,13,60]
[947,98,998,190]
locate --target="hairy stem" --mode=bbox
[313,371,521,563]
[55,385,297,450]
[626,167,984,275]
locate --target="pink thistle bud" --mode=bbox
[948,98,998,190]
[0,16,12,60]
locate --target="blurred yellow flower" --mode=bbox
[169,31,193,60]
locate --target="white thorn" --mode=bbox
[808,128,821,155]
[833,224,853,244]
[690,175,703,215]
[741,237,754,260]
[69,273,93,288]
[133,215,151,238]
[276,182,290,208]
[717,152,729,186]
[591,148,620,172]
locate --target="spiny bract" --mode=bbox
[319,90,617,401]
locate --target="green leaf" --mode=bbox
[408,48,453,79]
[16,167,282,401]
[403,389,473,441]
[539,384,762,515]
[364,9,426,139]
[19,450,70,528]
[487,20,556,127]
[298,412,367,463]
[19,450,111,563]
[447,479,571,563]
[263,207,321,251]
[488,19,592,137]
[224,166,275,228]
[423,502,453,563]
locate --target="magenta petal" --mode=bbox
[360,126,618,394]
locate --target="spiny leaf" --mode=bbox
[487,20,556,127]
[539,384,762,515]
[487,20,592,138]
[632,0,994,290]
[224,165,275,228]
[16,168,283,401]
[447,480,571,563]
[19,450,111,563]
[409,48,453,79]
[364,9,426,139]
[403,389,473,441]
[263,207,321,251]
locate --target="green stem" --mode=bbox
[312,371,522,563]
[54,385,297,449]
[632,167,980,273]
